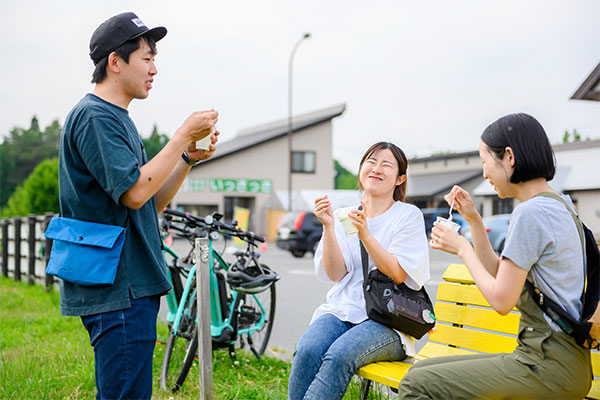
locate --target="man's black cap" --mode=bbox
[89,12,167,65]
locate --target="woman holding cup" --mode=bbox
[288,142,430,400]
[399,113,591,399]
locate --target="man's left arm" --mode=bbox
[154,132,219,212]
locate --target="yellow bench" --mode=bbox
[356,264,600,399]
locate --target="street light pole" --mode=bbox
[287,32,311,212]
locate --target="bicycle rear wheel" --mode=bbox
[239,282,276,357]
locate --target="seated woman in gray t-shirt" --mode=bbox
[399,113,592,399]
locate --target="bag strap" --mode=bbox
[528,191,587,320]
[535,192,585,258]
[359,240,370,287]
[524,279,577,334]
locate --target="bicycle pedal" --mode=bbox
[239,305,261,326]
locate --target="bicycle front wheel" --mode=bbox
[160,292,197,392]
[160,323,196,392]
[173,326,198,391]
[242,282,276,356]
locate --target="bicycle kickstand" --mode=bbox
[247,335,261,359]
[228,343,236,359]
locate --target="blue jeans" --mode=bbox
[288,313,406,400]
[81,295,160,400]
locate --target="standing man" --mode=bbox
[58,12,218,399]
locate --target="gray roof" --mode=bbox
[406,169,482,198]
[410,150,478,163]
[197,103,346,165]
[473,140,600,195]
[571,62,600,101]
[409,138,600,164]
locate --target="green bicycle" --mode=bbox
[159,208,279,392]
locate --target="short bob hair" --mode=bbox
[91,34,157,84]
[358,142,408,202]
[481,113,555,184]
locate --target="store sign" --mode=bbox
[186,178,272,193]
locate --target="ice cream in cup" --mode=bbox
[435,216,461,233]
[335,207,358,235]
[196,134,213,151]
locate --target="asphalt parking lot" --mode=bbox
[163,238,462,361]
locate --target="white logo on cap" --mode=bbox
[131,18,146,28]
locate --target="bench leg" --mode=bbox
[360,378,372,400]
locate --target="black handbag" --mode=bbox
[360,241,435,339]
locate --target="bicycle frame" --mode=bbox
[162,234,268,345]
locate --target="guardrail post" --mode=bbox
[43,213,54,291]
[14,217,22,281]
[28,214,36,284]
[1,219,9,277]
[195,237,213,399]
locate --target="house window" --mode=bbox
[291,151,316,173]
[492,197,513,215]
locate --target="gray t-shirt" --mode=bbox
[501,194,584,331]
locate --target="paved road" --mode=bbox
[163,239,462,361]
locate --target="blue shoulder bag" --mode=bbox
[44,216,126,286]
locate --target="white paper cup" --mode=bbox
[435,216,461,232]
[195,134,212,151]
[335,207,358,235]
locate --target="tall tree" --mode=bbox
[142,124,169,160]
[0,116,61,206]
[334,160,358,190]
[1,158,59,217]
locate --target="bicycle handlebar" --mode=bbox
[163,208,265,244]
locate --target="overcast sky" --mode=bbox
[2,1,600,172]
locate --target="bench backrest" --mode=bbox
[422,264,600,380]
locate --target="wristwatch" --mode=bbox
[181,151,201,167]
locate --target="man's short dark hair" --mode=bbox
[91,35,157,84]
[481,113,555,184]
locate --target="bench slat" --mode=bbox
[415,341,475,359]
[589,381,600,400]
[437,282,490,307]
[355,361,411,388]
[434,302,520,335]
[442,264,474,284]
[429,324,518,353]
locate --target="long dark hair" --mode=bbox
[358,142,408,202]
[481,113,555,183]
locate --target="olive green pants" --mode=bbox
[399,288,592,399]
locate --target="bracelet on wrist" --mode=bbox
[181,151,201,167]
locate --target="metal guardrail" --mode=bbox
[0,212,56,291]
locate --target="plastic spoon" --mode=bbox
[448,198,455,222]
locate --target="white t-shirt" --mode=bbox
[311,201,430,357]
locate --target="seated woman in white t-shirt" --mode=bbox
[287,142,430,400]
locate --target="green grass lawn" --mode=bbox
[0,277,387,399]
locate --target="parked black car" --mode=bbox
[276,211,323,258]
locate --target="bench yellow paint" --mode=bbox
[355,264,600,399]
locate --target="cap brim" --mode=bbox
[146,26,167,43]
[128,26,167,46]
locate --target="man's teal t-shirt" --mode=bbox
[58,93,171,316]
